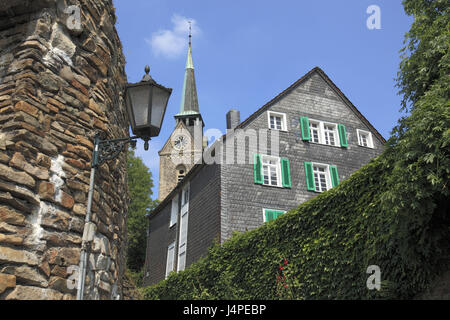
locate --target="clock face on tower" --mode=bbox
[173,134,188,150]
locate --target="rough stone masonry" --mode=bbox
[0,0,130,299]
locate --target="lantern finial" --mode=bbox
[142,65,152,82]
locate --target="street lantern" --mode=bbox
[125,66,172,150]
[76,66,172,301]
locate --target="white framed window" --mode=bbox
[165,242,175,279]
[262,155,281,187]
[169,194,178,228]
[313,163,331,193]
[308,119,340,147]
[181,184,189,207]
[357,129,374,148]
[323,123,338,146]
[267,111,287,131]
[177,183,189,271]
[263,208,287,223]
[310,121,320,143]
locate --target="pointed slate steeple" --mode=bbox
[175,29,201,119]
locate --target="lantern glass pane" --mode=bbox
[125,92,136,130]
[151,86,170,129]
[128,85,151,127]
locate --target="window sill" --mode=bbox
[357,144,375,149]
[169,223,176,229]
[308,141,344,148]
[261,183,284,189]
[268,128,288,133]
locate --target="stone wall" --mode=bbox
[0,0,129,300]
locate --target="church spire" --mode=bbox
[176,21,200,117]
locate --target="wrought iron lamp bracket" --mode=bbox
[92,134,140,168]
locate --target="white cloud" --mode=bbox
[147,14,201,58]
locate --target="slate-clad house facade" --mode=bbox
[144,43,385,286]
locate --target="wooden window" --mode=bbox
[323,123,338,146]
[302,117,345,147]
[313,165,329,192]
[177,184,189,271]
[305,162,340,192]
[262,155,280,187]
[268,111,287,131]
[169,194,178,228]
[310,121,320,143]
[165,242,175,279]
[357,129,374,148]
[255,154,291,188]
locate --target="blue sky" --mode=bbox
[114,0,413,197]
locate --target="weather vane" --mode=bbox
[188,20,192,45]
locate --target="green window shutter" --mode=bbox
[253,153,263,184]
[265,210,285,222]
[304,162,315,191]
[300,116,311,141]
[274,211,285,219]
[280,158,292,188]
[329,165,340,187]
[265,210,274,222]
[338,124,348,147]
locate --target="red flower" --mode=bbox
[284,259,288,265]
[280,266,284,270]
[284,284,287,288]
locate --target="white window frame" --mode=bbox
[267,111,288,131]
[308,119,340,147]
[169,194,178,228]
[165,242,175,279]
[262,208,287,223]
[261,154,282,187]
[312,162,332,193]
[309,120,321,144]
[357,129,374,148]
[177,183,189,271]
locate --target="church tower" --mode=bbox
[158,29,205,201]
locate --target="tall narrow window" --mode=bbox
[262,156,280,186]
[169,195,178,228]
[165,242,175,278]
[323,124,337,146]
[313,165,329,192]
[310,121,320,143]
[177,184,189,271]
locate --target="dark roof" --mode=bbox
[149,66,386,218]
[236,66,386,144]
